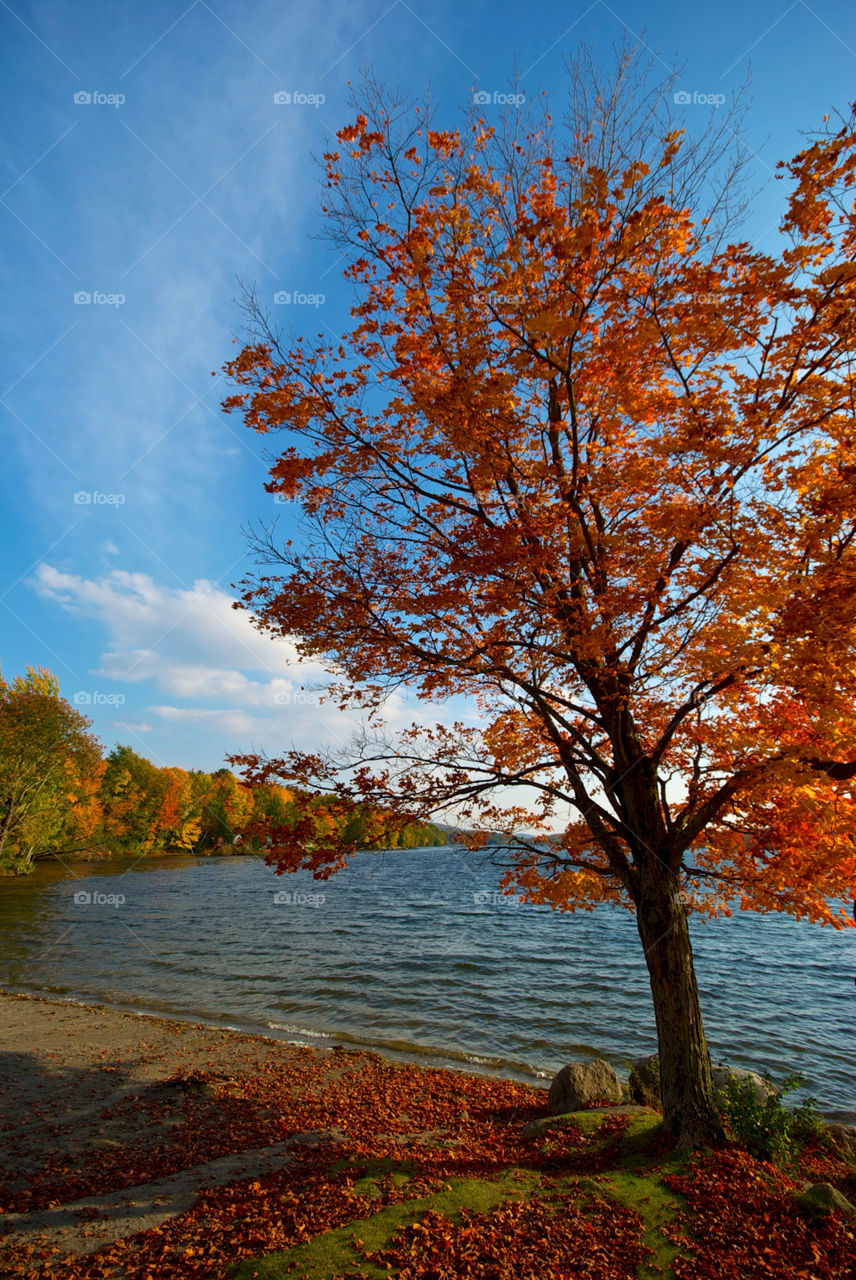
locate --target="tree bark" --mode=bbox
[635,873,724,1149]
[0,797,15,859]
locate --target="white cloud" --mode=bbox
[150,705,276,736]
[33,562,324,683]
[28,562,537,822]
[29,562,418,759]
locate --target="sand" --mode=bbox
[0,992,348,1257]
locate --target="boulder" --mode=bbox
[627,1053,661,1109]
[547,1059,623,1115]
[794,1182,856,1219]
[622,1057,778,1110]
[711,1065,778,1105]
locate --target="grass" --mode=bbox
[571,1112,688,1280]
[591,1169,686,1280]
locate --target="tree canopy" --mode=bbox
[0,666,103,873]
[223,48,856,1144]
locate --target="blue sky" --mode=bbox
[1,0,854,774]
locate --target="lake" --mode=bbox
[0,848,853,1117]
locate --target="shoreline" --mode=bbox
[15,840,455,869]
[0,982,554,1090]
[2,988,853,1126]
[3,855,854,1121]
[0,987,551,1263]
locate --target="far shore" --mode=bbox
[8,841,455,871]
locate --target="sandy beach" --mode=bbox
[0,992,393,1262]
[0,988,460,1259]
[0,990,549,1274]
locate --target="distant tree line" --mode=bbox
[0,666,446,873]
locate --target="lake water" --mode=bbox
[0,848,853,1117]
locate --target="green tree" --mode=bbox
[0,667,103,872]
[197,768,256,850]
[98,745,169,854]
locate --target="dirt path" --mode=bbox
[3,1138,306,1255]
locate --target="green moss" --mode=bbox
[615,1115,678,1169]
[593,1169,686,1280]
[231,1156,689,1280]
[794,1182,856,1218]
[350,1170,413,1198]
[536,1114,687,1278]
[527,1108,662,1142]
[232,1113,692,1279]
[231,1169,540,1280]
[561,1109,604,1134]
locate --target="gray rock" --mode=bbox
[628,1053,661,1109]
[547,1059,623,1115]
[621,1057,778,1110]
[794,1182,856,1218]
[711,1065,778,1105]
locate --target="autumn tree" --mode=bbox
[98,745,170,854]
[53,752,106,857]
[223,49,856,1147]
[154,766,203,851]
[198,768,256,850]
[0,666,103,871]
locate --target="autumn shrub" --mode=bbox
[717,1071,825,1164]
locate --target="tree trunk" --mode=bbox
[635,875,724,1149]
[0,798,15,859]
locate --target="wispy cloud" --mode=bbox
[29,562,421,767]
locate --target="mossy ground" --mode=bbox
[233,1171,538,1280]
[232,1112,688,1280]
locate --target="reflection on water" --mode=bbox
[0,849,853,1115]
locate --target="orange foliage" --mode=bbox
[224,90,856,927]
[2,1047,852,1279]
[223,66,856,1141]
